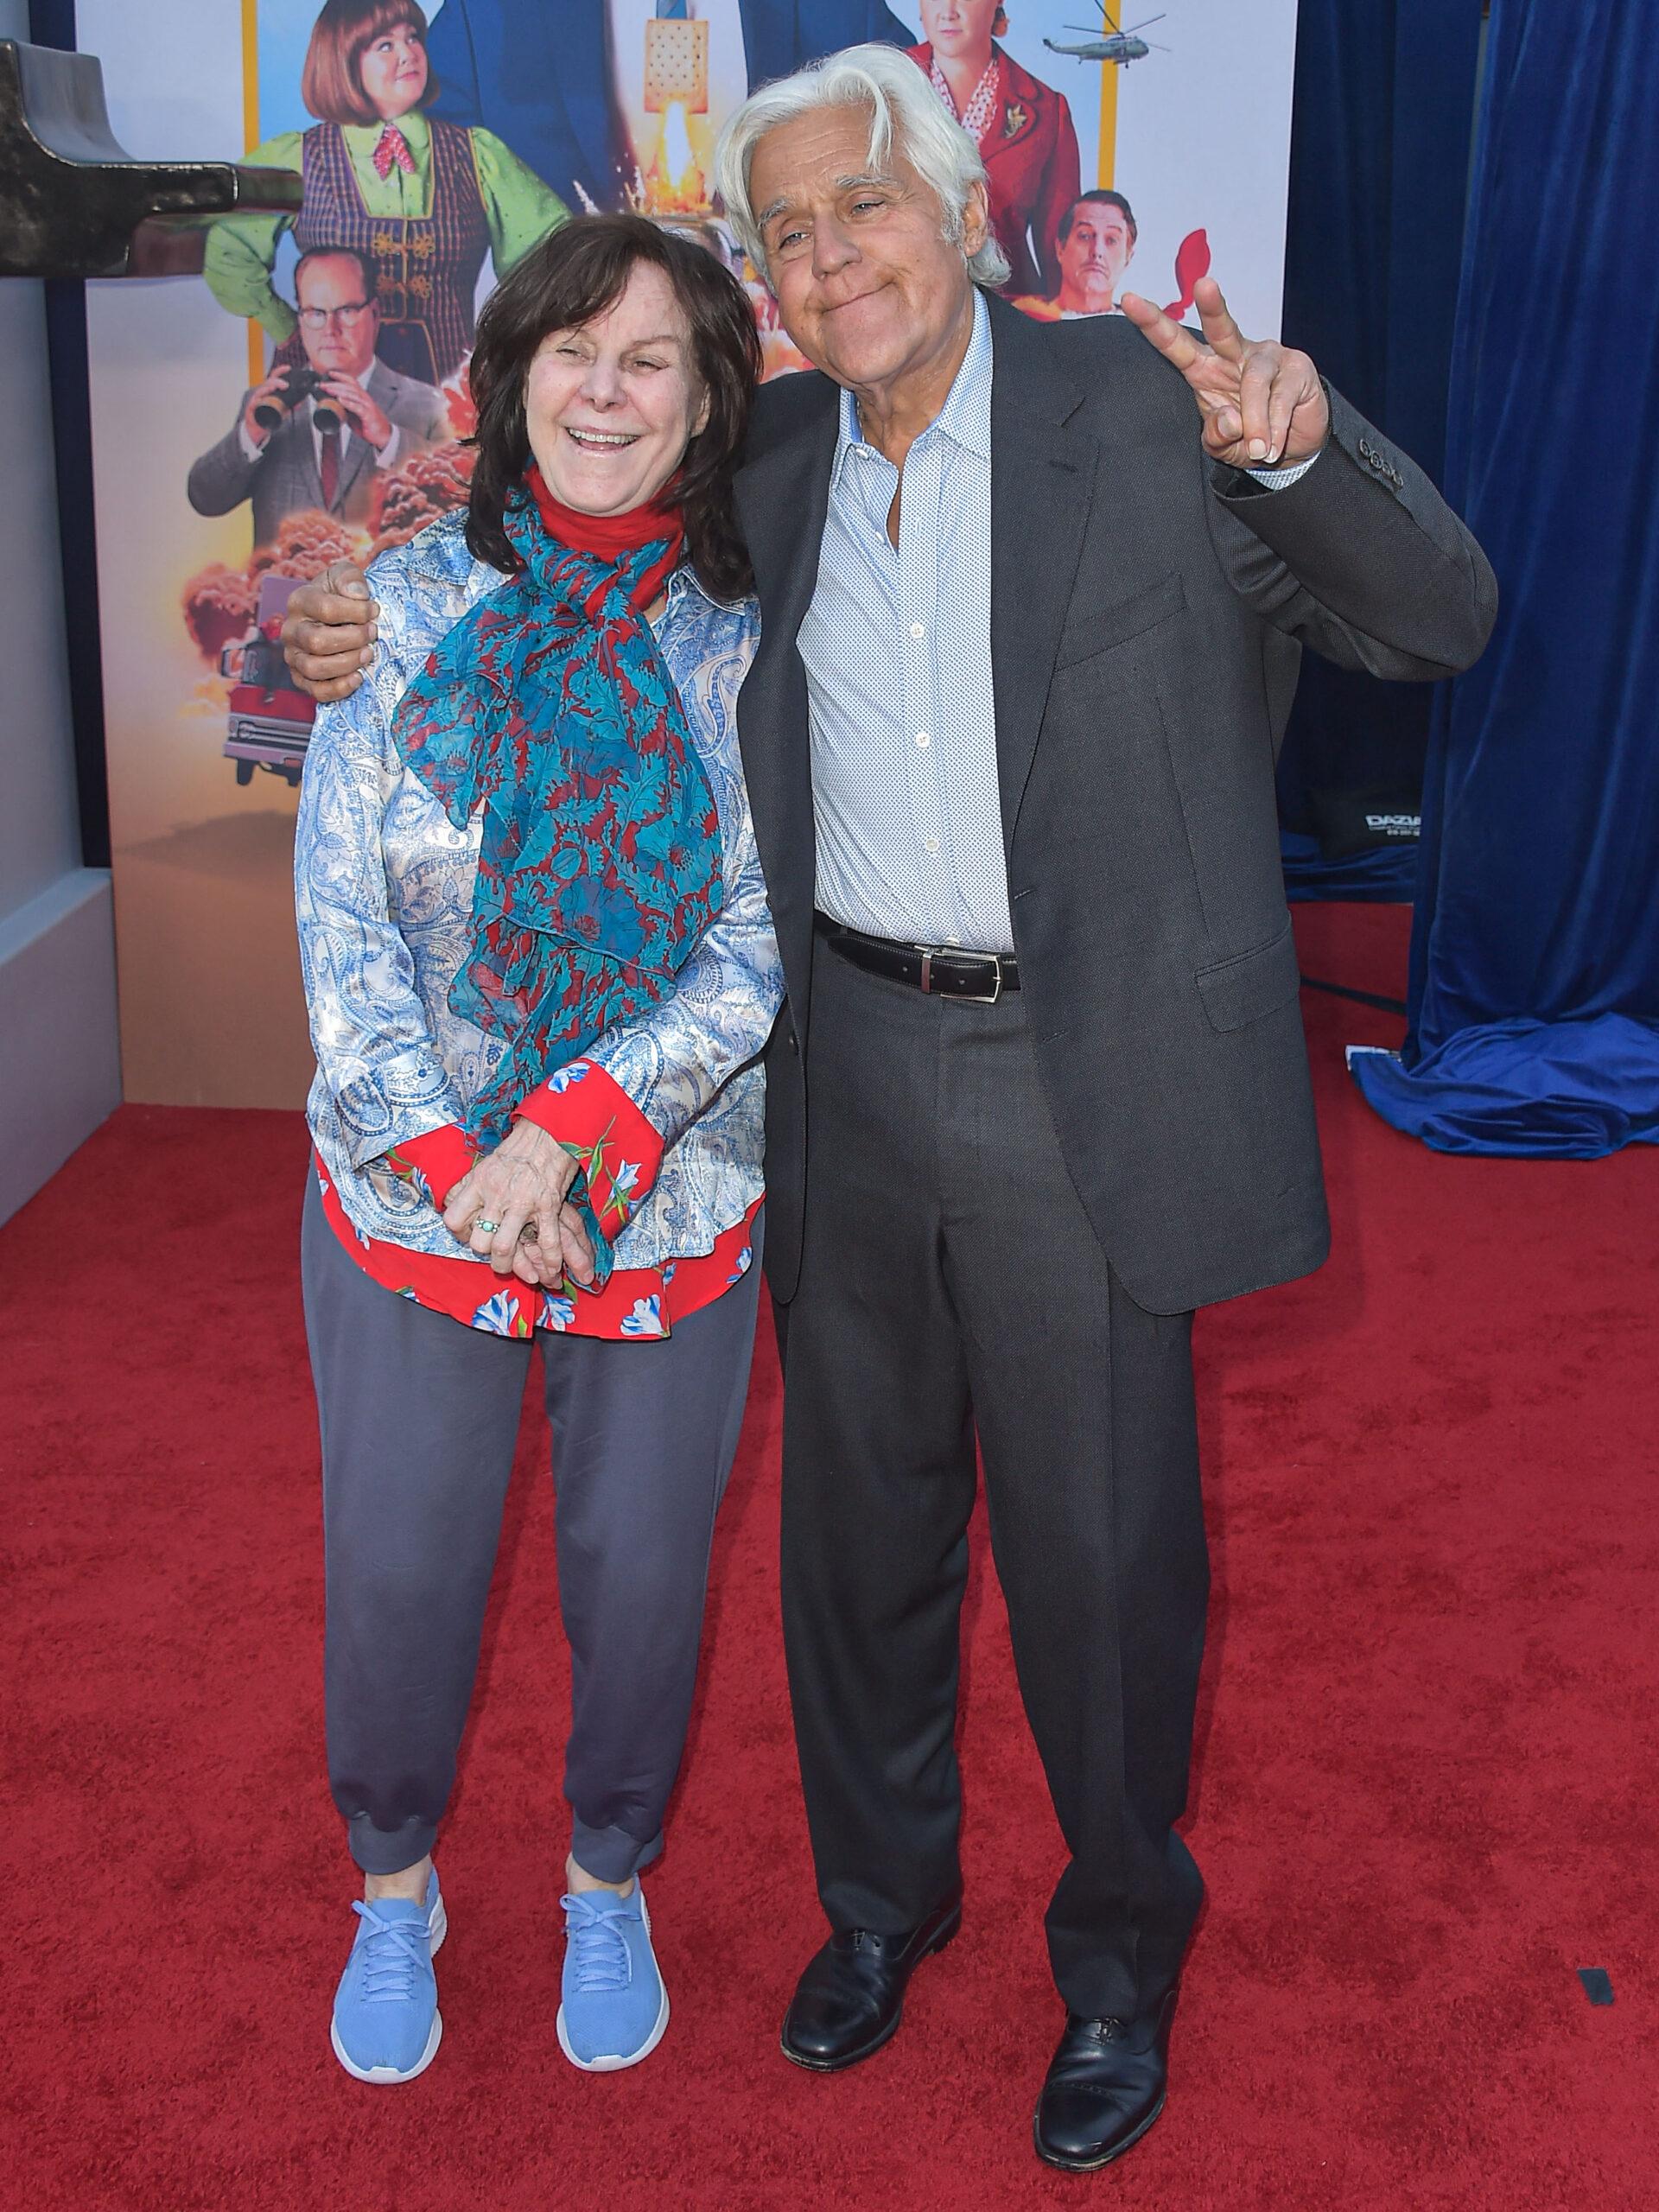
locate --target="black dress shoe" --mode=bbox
[1033,1986,1179,2171]
[779,1895,963,2071]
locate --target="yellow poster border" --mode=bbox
[242,0,263,387]
[1097,55,1118,188]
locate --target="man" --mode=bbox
[280,46,1495,2173]
[189,247,447,547]
[422,0,914,211]
[1014,187,1136,320]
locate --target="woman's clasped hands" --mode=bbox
[442,1117,597,1288]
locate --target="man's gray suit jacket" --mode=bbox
[733,294,1497,1315]
[187,359,448,547]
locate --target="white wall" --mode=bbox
[0,0,123,1222]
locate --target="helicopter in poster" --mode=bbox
[1044,7,1170,68]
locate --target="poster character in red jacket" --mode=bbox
[906,3,1082,300]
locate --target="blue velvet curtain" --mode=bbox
[1276,0,1484,901]
[1351,0,1659,1157]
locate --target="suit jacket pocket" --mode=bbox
[1054,571,1185,673]
[1196,916,1300,1033]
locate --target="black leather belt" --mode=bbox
[814,912,1020,1001]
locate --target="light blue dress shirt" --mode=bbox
[798,288,1316,957]
[799,288,1012,950]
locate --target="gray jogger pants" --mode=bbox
[301,1176,763,1880]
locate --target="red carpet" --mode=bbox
[4,904,1657,2210]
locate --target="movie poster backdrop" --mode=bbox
[80,0,1299,1106]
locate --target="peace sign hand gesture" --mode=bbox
[1120,276,1329,471]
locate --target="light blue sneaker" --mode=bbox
[556,1883,670,2072]
[330,1870,447,2083]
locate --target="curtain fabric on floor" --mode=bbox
[1351,0,1659,1156]
[1275,0,1484,899]
[1282,834,1417,906]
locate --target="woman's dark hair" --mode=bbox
[302,1,436,130]
[466,213,761,602]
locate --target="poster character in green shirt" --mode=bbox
[205,0,571,388]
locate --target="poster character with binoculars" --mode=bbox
[188,244,448,547]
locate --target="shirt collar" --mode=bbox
[833,284,994,481]
[664,560,753,620]
[345,111,429,154]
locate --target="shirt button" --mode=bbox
[923,837,939,854]
[908,621,925,639]
[946,935,961,947]
[915,732,931,748]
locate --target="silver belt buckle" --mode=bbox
[917,944,1002,1003]
[962,954,1003,1005]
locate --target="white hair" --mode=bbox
[713,42,1011,291]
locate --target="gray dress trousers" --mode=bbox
[302,1176,763,1881]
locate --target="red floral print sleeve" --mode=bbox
[383,1122,480,1211]
[513,1058,664,1241]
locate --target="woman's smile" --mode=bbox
[525,262,710,516]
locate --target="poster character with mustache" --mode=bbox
[1012,185,1135,319]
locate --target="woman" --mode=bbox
[906,2,1081,302]
[294,213,778,2085]
[206,0,569,386]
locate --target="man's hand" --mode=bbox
[280,563,378,701]
[1120,276,1329,470]
[240,369,292,449]
[321,373,393,453]
[442,1119,596,1289]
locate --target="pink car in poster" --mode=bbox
[219,572,317,787]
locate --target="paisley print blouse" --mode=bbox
[294,510,780,1338]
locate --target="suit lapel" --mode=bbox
[986,296,1101,850]
[733,383,840,1031]
[992,54,1043,153]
